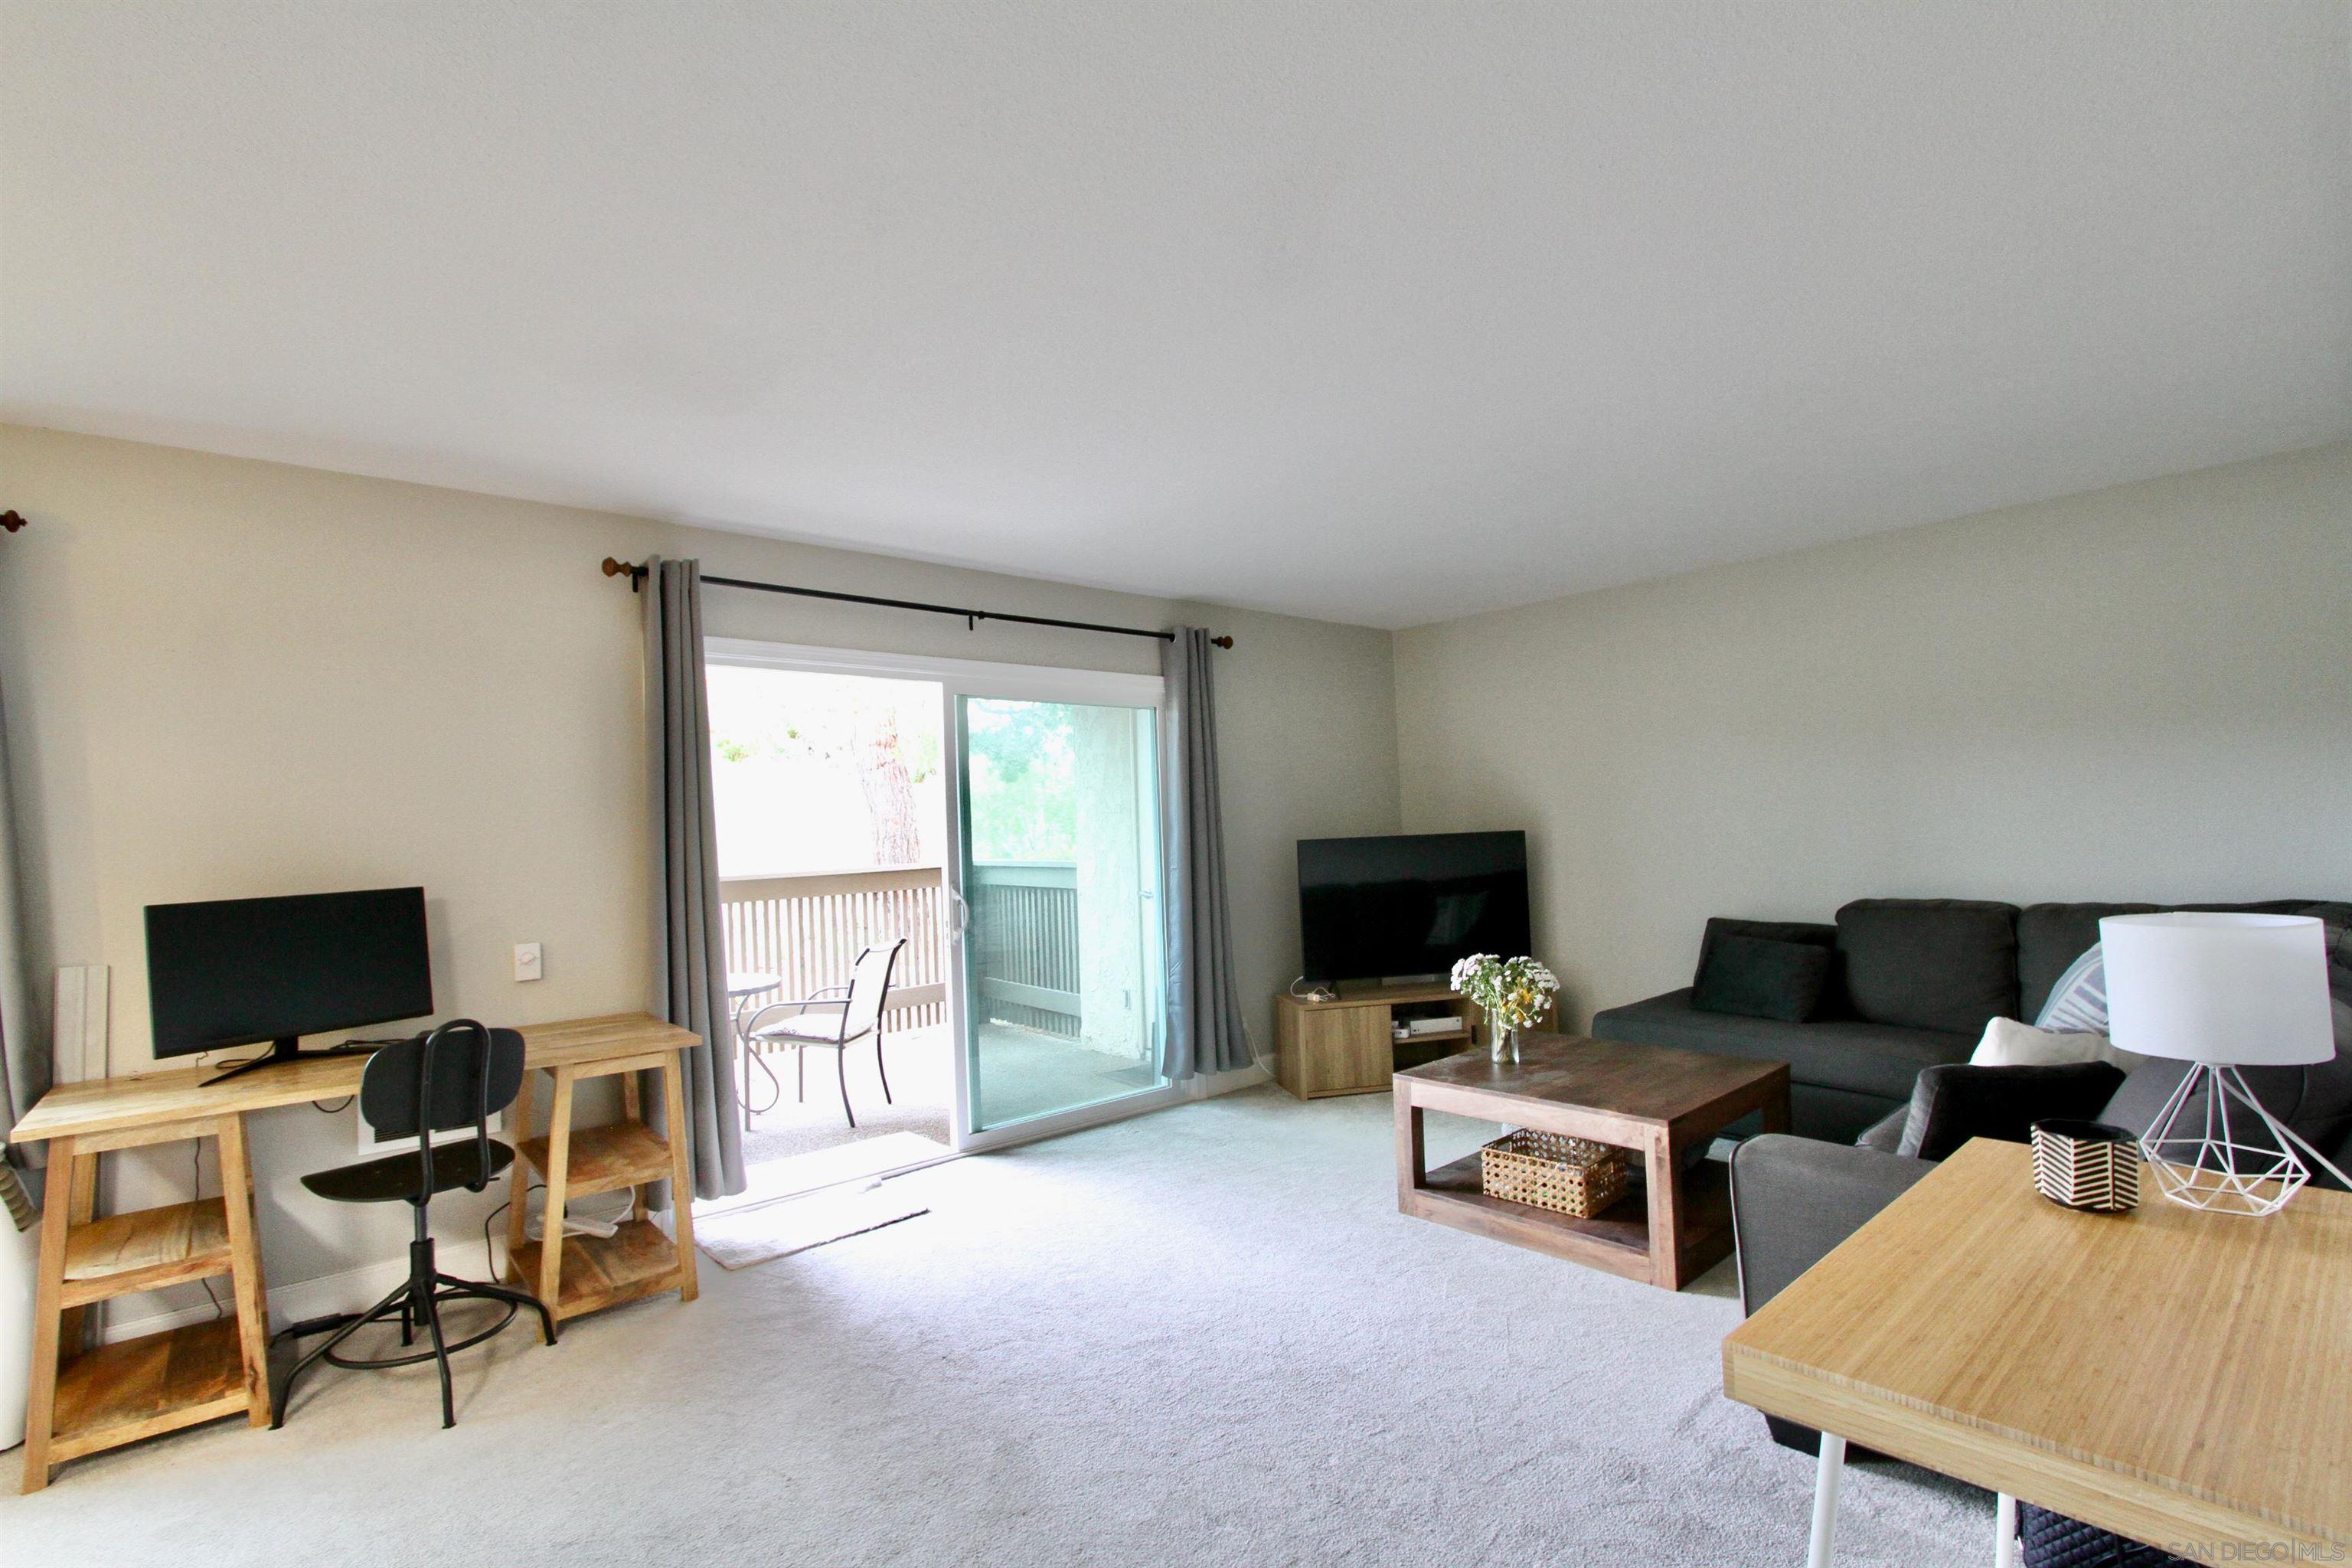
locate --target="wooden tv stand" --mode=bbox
[1274,982,1488,1100]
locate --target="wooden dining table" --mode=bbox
[1723,1137,2352,1566]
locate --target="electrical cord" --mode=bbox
[192,1142,225,1320]
[483,1181,544,1276]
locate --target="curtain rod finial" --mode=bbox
[1211,635,1234,649]
[602,556,648,592]
[0,510,25,534]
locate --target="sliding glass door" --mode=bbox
[701,635,1177,1155]
[954,694,1167,1136]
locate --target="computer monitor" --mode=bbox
[145,887,433,1083]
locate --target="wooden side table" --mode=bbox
[502,1034,701,1321]
[1393,1034,1788,1290]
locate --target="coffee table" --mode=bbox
[1393,1034,1790,1289]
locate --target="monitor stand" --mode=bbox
[204,1037,382,1086]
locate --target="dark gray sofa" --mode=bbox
[1592,897,2352,1145]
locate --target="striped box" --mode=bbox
[2030,1119,2141,1213]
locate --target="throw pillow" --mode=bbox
[1895,1060,2128,1161]
[1690,934,1832,1023]
[1972,1016,2145,1073]
[2034,943,2109,1034]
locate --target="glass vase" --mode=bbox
[1490,1021,1519,1066]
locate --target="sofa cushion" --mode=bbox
[2017,903,2160,1021]
[1691,934,1833,1023]
[1835,899,2020,1034]
[1590,988,1974,1102]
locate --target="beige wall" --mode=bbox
[0,424,1400,1313]
[1394,442,2352,1030]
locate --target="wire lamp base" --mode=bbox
[2139,1063,2352,1217]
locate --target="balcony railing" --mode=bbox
[720,867,949,1031]
[717,862,1085,1040]
[967,861,1081,1040]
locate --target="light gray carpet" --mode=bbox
[2,1086,1988,1566]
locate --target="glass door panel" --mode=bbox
[956,696,1166,1133]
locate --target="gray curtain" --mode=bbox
[0,672,40,1166]
[642,558,746,1200]
[1159,627,1251,1080]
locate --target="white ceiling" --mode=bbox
[4,4,2346,629]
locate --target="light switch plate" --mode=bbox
[514,942,544,982]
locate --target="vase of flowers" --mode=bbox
[1449,953,1559,1065]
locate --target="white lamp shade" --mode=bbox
[2099,913,2334,1067]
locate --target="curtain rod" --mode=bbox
[600,557,1233,648]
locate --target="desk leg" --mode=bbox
[622,1071,649,1223]
[21,1137,77,1493]
[537,1069,576,1313]
[1994,1493,2019,1568]
[214,1113,273,1426]
[1808,1432,1845,1568]
[661,1054,699,1302]
[505,1073,534,1274]
[54,1152,98,1354]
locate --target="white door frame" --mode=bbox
[703,637,1177,1155]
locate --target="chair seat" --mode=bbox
[301,1139,514,1204]
[749,1017,854,1048]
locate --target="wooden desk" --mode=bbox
[1723,1138,2352,1566]
[8,1012,701,1491]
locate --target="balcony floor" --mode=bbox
[739,1021,1164,1166]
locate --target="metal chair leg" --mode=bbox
[796,1046,805,1102]
[423,1284,456,1429]
[740,1044,782,1122]
[438,1273,559,1348]
[876,1028,892,1106]
[837,1048,855,1128]
[273,1276,413,1429]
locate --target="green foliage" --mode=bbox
[966,700,1075,861]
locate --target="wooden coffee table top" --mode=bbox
[1396,1032,1786,1132]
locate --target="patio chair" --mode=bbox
[740,938,906,1129]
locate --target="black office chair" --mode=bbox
[741,939,906,1128]
[273,1021,557,1429]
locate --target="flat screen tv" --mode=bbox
[1296,831,1530,985]
[145,887,433,1082]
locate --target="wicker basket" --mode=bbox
[1480,1129,1628,1219]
